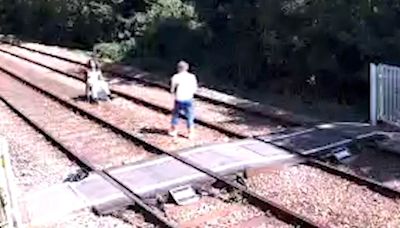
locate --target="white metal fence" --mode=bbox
[0,137,22,228]
[370,63,400,126]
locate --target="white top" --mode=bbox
[87,70,102,86]
[171,71,198,101]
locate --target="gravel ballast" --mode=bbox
[0,101,77,193]
[335,147,400,191]
[0,72,153,169]
[39,209,153,228]
[0,50,232,151]
[0,44,284,137]
[164,196,291,227]
[247,165,400,227]
[0,101,153,227]
[114,83,282,137]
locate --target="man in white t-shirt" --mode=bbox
[169,61,198,139]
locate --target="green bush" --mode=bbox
[4,0,400,105]
[93,39,136,62]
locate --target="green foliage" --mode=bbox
[0,0,119,47]
[133,0,203,62]
[145,0,197,23]
[94,38,136,61]
[3,0,400,104]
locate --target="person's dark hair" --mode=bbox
[87,59,100,71]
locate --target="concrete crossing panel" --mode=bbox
[74,139,296,209]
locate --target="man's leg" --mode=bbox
[185,100,195,139]
[169,101,180,137]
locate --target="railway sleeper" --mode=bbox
[89,171,258,216]
[95,175,291,227]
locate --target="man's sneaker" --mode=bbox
[168,130,178,137]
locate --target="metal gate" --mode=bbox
[370,63,400,126]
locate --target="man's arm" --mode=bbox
[193,75,198,92]
[170,75,177,94]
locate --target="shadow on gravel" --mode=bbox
[72,95,88,102]
[64,169,89,182]
[341,146,400,189]
[140,127,169,136]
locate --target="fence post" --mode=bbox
[0,137,23,228]
[370,63,378,125]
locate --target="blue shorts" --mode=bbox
[171,100,195,128]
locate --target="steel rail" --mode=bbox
[0,47,246,139]
[4,41,400,224]
[258,131,400,199]
[3,44,398,223]
[308,160,400,199]
[0,41,306,127]
[0,95,177,228]
[0,66,320,227]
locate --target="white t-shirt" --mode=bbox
[87,70,101,86]
[171,71,198,101]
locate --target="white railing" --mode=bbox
[370,63,400,127]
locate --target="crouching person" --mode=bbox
[85,59,111,102]
[169,61,198,139]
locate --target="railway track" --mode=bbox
[247,163,400,227]
[323,141,400,192]
[0,57,319,227]
[0,43,293,138]
[0,101,148,228]
[5,40,313,126]
[0,71,155,170]
[0,101,79,193]
[0,71,175,226]
[0,40,399,226]
[0,49,234,151]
